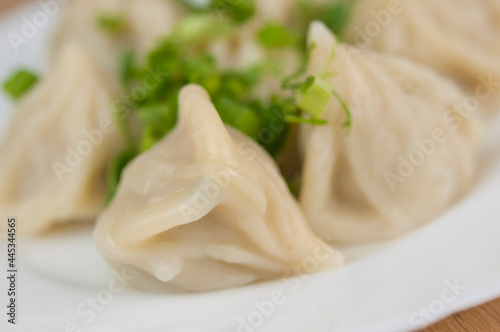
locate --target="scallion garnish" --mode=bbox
[175,0,255,23]
[297,0,357,39]
[211,0,255,23]
[285,115,328,125]
[296,75,332,119]
[257,23,300,49]
[293,75,352,131]
[214,96,261,138]
[119,49,136,87]
[96,13,127,35]
[332,90,352,131]
[281,43,316,90]
[136,102,178,152]
[2,69,38,101]
[169,13,233,46]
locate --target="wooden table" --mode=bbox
[418,297,500,332]
[1,0,499,331]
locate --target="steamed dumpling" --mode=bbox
[299,22,481,244]
[0,43,124,233]
[94,84,343,291]
[53,0,185,70]
[346,0,500,115]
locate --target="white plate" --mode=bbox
[1,3,500,332]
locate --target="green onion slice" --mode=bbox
[2,69,38,101]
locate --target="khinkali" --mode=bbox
[94,84,343,291]
[53,0,185,70]
[0,43,124,233]
[299,22,481,244]
[346,0,500,115]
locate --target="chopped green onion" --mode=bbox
[214,97,261,138]
[169,13,233,45]
[319,0,357,39]
[285,115,328,125]
[136,102,178,152]
[281,43,316,90]
[296,75,332,119]
[2,69,38,101]
[184,54,221,94]
[96,13,127,34]
[218,68,262,100]
[137,103,177,127]
[257,23,300,49]
[297,0,357,39]
[332,90,352,131]
[286,75,352,131]
[140,126,164,152]
[211,0,255,23]
[106,149,137,204]
[251,97,291,155]
[175,0,255,23]
[119,49,136,87]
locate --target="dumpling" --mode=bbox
[346,0,500,115]
[0,43,124,233]
[94,84,343,292]
[53,0,185,70]
[299,22,481,244]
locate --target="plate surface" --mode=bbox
[1,4,500,332]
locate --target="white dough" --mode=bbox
[52,0,185,70]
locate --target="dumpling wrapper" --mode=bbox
[346,0,500,115]
[299,22,481,244]
[53,0,185,70]
[0,43,124,233]
[94,84,343,292]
